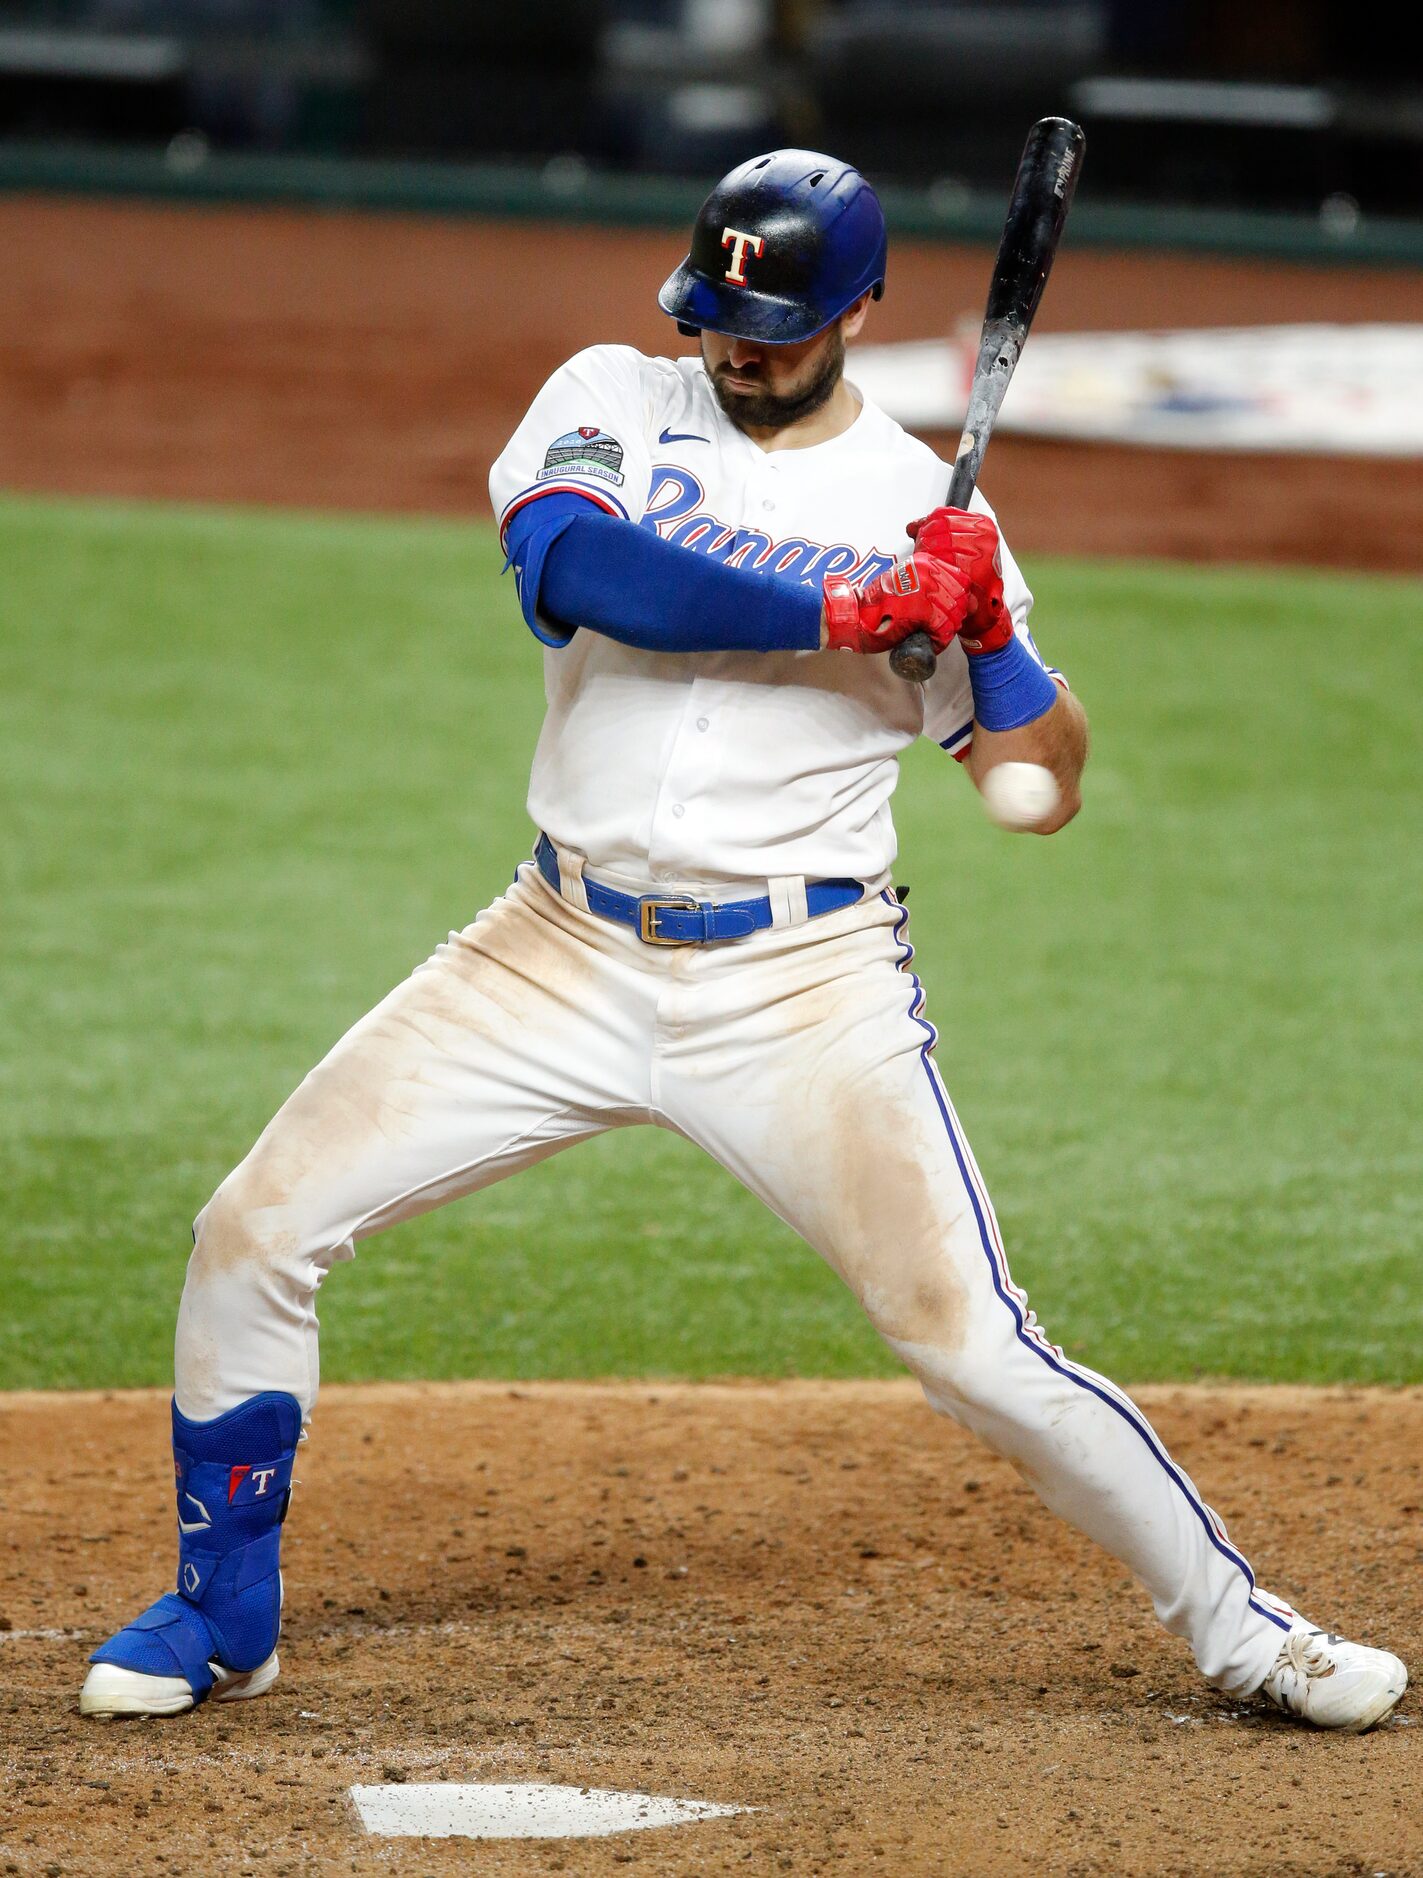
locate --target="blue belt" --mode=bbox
[534,834,863,946]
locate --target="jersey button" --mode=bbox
[696,716,709,732]
[672,803,686,818]
[762,500,775,513]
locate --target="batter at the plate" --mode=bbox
[83,149,1406,1732]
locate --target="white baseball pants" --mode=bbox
[176,862,1296,1693]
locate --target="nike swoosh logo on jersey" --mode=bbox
[658,427,708,445]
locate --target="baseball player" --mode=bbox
[82,151,1404,1733]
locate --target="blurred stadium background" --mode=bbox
[1,0,1421,565]
[0,0,1417,203]
[1,0,1419,1388]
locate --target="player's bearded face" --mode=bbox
[702,322,846,431]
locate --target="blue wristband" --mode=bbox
[966,634,1059,733]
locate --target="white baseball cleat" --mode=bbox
[1259,1629,1407,1733]
[79,1650,279,1718]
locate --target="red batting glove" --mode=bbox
[905,507,1013,654]
[821,552,972,656]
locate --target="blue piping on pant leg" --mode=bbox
[878,892,1292,1635]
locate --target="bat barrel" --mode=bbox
[888,115,1084,686]
[984,117,1086,336]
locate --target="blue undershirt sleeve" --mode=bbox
[501,494,823,655]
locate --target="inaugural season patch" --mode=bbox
[537,426,625,486]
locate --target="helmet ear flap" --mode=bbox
[676,321,702,337]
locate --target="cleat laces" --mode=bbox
[1267,1630,1339,1712]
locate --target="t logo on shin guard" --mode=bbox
[228,1463,279,1502]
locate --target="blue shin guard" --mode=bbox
[88,1392,301,1703]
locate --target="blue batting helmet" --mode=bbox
[658,149,887,345]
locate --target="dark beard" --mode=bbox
[708,330,845,431]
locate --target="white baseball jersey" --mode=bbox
[488,345,1061,890]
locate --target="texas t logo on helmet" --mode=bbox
[659,149,887,345]
[720,227,765,285]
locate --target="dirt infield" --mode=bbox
[1,194,1421,569]
[2,1380,1418,1876]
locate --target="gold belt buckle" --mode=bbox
[638,895,701,945]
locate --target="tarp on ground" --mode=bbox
[849,323,1423,457]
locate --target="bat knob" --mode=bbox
[890,630,937,684]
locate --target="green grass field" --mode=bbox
[2,494,1419,1389]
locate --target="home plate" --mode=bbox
[349,1781,747,1840]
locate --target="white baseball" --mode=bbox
[980,761,1060,832]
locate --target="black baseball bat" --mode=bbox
[889,116,1086,684]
